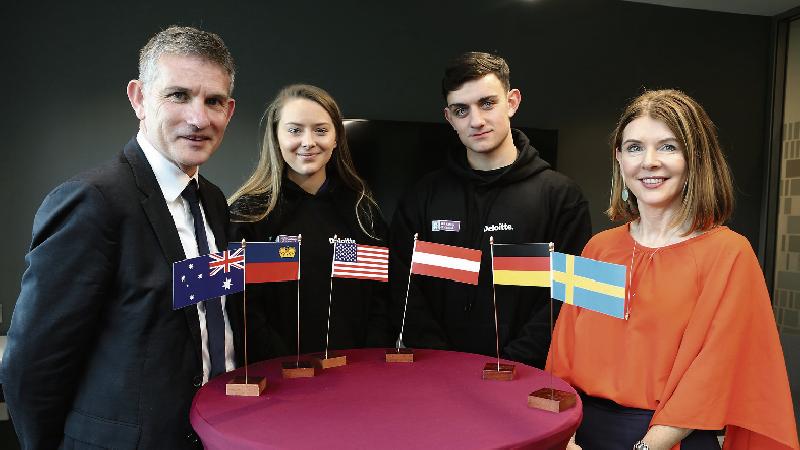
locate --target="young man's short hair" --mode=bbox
[441,51,510,99]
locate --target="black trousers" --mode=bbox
[576,395,720,450]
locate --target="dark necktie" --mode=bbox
[181,180,226,377]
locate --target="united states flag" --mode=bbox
[332,242,389,282]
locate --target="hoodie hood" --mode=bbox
[445,128,551,187]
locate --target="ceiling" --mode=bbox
[622,0,800,16]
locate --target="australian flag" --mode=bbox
[172,248,245,310]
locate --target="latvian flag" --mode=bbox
[332,243,389,282]
[492,243,550,287]
[411,240,482,285]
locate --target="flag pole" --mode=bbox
[280,234,315,378]
[397,233,418,351]
[548,242,555,393]
[528,241,576,411]
[481,238,514,381]
[296,234,302,366]
[242,239,249,383]
[225,239,267,396]
[490,236,501,370]
[324,235,338,360]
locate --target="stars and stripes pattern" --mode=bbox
[332,243,389,282]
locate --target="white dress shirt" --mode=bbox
[138,131,235,384]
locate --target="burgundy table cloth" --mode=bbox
[191,348,582,449]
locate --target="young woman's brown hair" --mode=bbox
[229,84,379,237]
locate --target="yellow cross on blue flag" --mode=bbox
[551,252,626,319]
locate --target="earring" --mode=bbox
[682,180,689,203]
[621,186,629,202]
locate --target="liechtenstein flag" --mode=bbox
[228,241,300,283]
[172,248,245,310]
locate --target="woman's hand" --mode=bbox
[566,433,582,450]
[639,425,692,450]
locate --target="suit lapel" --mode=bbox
[122,138,204,364]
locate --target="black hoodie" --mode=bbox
[230,174,394,361]
[389,129,591,368]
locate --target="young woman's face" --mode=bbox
[277,98,336,185]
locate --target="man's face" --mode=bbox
[127,53,235,176]
[444,74,520,155]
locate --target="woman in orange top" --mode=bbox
[549,89,799,450]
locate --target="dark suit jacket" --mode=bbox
[1,138,241,449]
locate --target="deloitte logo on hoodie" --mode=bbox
[484,222,514,232]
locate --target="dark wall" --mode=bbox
[0,0,771,333]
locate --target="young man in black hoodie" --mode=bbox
[389,51,592,368]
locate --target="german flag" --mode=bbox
[492,243,550,287]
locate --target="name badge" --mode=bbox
[432,220,461,232]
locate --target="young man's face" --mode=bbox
[444,73,520,156]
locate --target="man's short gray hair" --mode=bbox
[138,25,236,94]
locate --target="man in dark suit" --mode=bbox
[1,26,239,449]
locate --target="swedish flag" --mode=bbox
[551,252,626,319]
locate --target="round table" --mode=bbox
[191,348,582,449]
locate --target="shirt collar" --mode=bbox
[137,131,198,202]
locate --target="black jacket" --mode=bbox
[2,139,237,449]
[389,129,591,368]
[230,174,393,361]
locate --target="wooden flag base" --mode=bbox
[312,353,347,369]
[385,348,414,362]
[226,376,267,396]
[482,362,516,381]
[528,388,577,412]
[281,360,316,378]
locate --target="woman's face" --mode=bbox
[616,115,687,214]
[277,98,336,186]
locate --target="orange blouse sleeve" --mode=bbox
[651,233,798,450]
